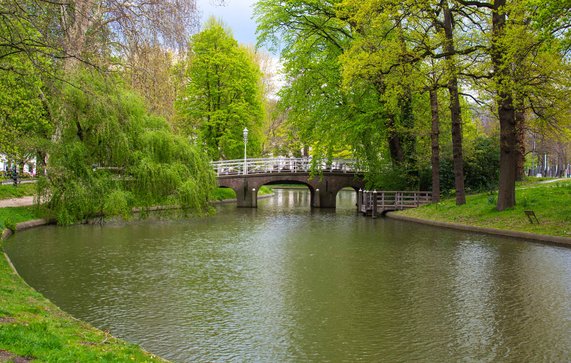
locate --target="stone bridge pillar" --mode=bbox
[218,172,364,209]
[235,181,258,208]
[314,187,337,208]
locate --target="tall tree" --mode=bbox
[455,0,570,209]
[177,18,265,160]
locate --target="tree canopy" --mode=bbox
[255,0,571,208]
[177,18,265,160]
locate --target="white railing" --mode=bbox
[212,157,360,176]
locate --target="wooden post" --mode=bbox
[357,189,362,214]
[372,190,377,218]
[251,188,257,208]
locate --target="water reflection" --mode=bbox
[4,189,571,362]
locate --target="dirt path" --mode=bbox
[0,196,34,208]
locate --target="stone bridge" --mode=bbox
[213,158,365,208]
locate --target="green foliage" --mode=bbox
[255,0,366,162]
[0,207,40,231]
[0,184,36,200]
[365,162,420,191]
[40,68,216,225]
[177,18,265,160]
[211,188,237,201]
[0,55,51,163]
[439,136,500,194]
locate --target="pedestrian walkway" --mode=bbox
[0,196,34,208]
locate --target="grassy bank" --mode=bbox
[0,183,36,200]
[0,207,40,231]
[210,185,273,201]
[0,240,166,362]
[399,179,571,238]
[0,186,280,361]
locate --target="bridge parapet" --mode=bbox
[211,157,360,176]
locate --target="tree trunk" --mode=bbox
[493,0,517,210]
[36,151,47,177]
[442,1,466,205]
[62,0,93,70]
[387,113,405,165]
[429,88,441,203]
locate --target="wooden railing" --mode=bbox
[212,157,361,176]
[358,190,432,218]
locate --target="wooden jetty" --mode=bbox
[358,190,432,218]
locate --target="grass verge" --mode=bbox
[0,207,41,231]
[210,186,273,201]
[0,184,36,200]
[0,209,168,361]
[399,179,571,237]
[0,241,166,362]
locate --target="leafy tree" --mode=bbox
[255,0,385,168]
[39,69,216,224]
[177,18,265,160]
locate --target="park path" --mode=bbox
[0,196,34,208]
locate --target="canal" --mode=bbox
[4,189,571,362]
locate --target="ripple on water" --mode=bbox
[3,190,571,362]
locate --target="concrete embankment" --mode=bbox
[386,212,571,247]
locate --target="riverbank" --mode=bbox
[0,229,167,362]
[0,189,278,362]
[394,179,571,245]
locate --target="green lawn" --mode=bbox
[399,179,571,237]
[210,186,273,201]
[0,207,41,231]
[0,183,36,200]
[0,241,167,362]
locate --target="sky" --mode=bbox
[196,0,259,46]
[195,0,285,96]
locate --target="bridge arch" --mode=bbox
[217,173,364,208]
[212,158,365,208]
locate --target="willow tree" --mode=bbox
[39,69,216,225]
[177,18,265,160]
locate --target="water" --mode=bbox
[4,189,571,362]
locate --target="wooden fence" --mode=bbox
[358,190,432,218]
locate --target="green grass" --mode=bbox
[0,207,41,230]
[0,241,167,362]
[0,184,280,361]
[0,183,36,200]
[210,186,273,201]
[399,179,571,237]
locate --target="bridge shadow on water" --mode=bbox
[226,187,359,217]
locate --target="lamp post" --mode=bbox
[243,127,248,175]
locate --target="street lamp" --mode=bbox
[243,127,248,175]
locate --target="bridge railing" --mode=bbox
[358,190,432,217]
[212,157,360,176]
